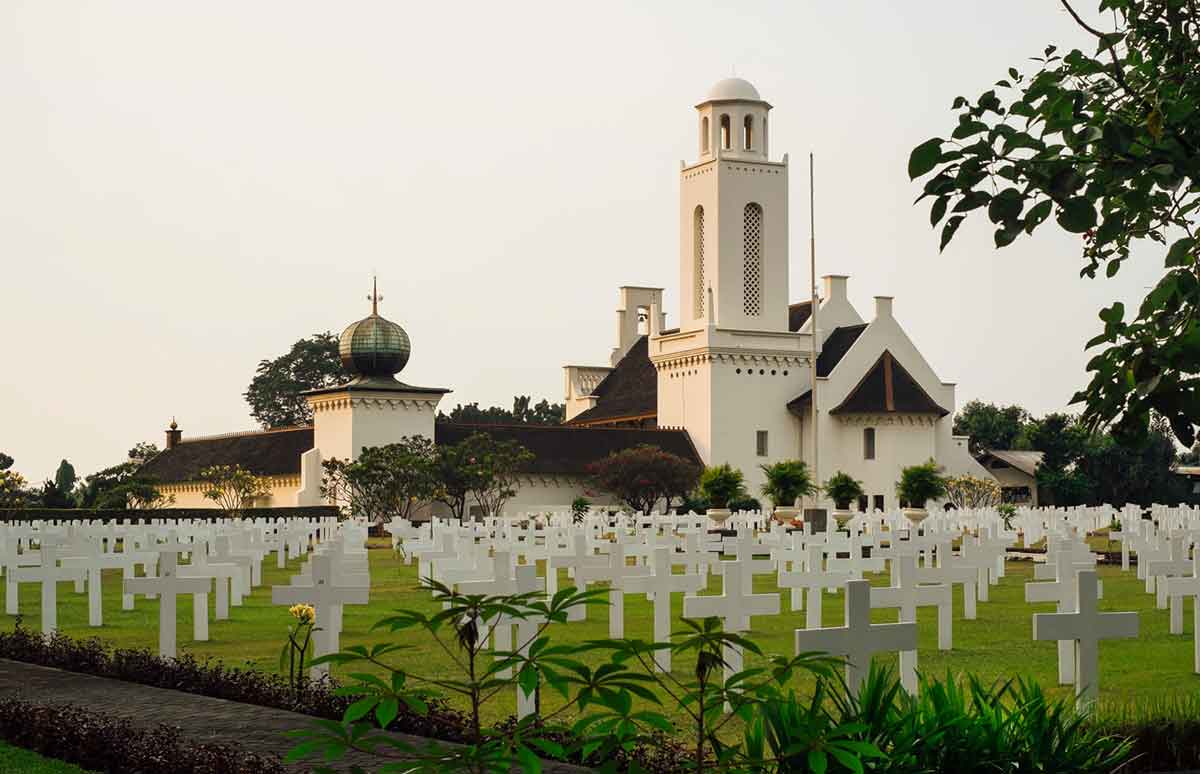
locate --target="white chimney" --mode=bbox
[649,301,662,337]
[874,296,894,320]
[823,274,849,303]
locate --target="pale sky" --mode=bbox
[1,1,1161,482]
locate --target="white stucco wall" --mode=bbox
[309,389,444,463]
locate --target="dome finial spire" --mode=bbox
[367,275,383,316]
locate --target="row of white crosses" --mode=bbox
[0,517,341,659]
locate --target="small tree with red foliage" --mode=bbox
[587,444,701,515]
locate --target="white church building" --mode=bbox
[564,77,987,510]
[143,78,987,515]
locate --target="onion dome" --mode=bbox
[338,281,411,380]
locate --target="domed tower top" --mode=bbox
[694,76,772,162]
[337,278,412,385]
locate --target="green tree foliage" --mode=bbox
[953,400,1033,455]
[244,332,344,429]
[0,453,12,471]
[77,462,170,509]
[199,464,271,516]
[126,442,160,464]
[588,445,702,515]
[910,0,1200,446]
[428,433,535,522]
[0,470,29,508]
[53,460,76,498]
[321,437,438,523]
[438,395,565,425]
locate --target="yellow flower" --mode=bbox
[289,603,315,624]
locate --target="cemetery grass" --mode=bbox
[0,540,1194,732]
[0,741,93,773]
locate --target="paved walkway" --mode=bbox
[0,659,591,773]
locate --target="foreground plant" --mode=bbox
[280,603,317,697]
[286,580,854,773]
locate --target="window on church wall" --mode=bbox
[701,116,709,153]
[863,427,876,460]
[756,430,768,457]
[743,115,754,150]
[720,114,731,149]
[693,206,705,318]
[742,203,763,316]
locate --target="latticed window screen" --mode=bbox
[694,206,705,318]
[743,203,763,316]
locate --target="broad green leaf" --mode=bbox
[908,138,944,179]
[940,216,965,252]
[1056,198,1096,233]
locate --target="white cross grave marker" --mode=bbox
[793,579,917,696]
[122,551,211,658]
[1032,569,1138,708]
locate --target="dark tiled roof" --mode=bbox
[817,324,868,377]
[830,351,949,417]
[788,301,813,332]
[139,427,315,483]
[786,389,812,418]
[436,423,702,475]
[567,336,657,425]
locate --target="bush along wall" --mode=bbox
[0,505,340,523]
[0,626,472,744]
[0,698,288,774]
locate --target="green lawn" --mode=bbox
[1,541,1196,727]
[0,741,93,773]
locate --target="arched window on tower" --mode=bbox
[743,203,763,316]
[720,114,731,150]
[701,116,709,153]
[693,205,705,318]
[743,115,754,150]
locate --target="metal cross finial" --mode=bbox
[368,276,383,315]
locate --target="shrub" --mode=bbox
[945,473,1002,509]
[0,698,288,774]
[588,445,701,515]
[824,471,865,510]
[698,463,746,509]
[0,624,471,743]
[728,496,762,513]
[895,459,948,509]
[759,459,817,509]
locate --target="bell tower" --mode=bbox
[679,77,789,333]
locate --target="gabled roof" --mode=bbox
[435,423,702,475]
[979,449,1044,477]
[829,350,949,417]
[788,301,813,332]
[816,324,868,377]
[139,426,315,484]
[567,335,657,425]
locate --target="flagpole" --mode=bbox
[809,152,819,511]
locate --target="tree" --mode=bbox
[199,464,271,516]
[321,438,438,523]
[0,470,28,508]
[953,400,1032,456]
[0,453,12,471]
[458,433,535,519]
[1024,413,1093,505]
[438,395,565,425]
[588,445,701,515]
[127,442,160,464]
[910,0,1200,447]
[53,460,77,499]
[1076,414,1185,505]
[432,441,476,523]
[945,474,1003,509]
[244,332,344,429]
